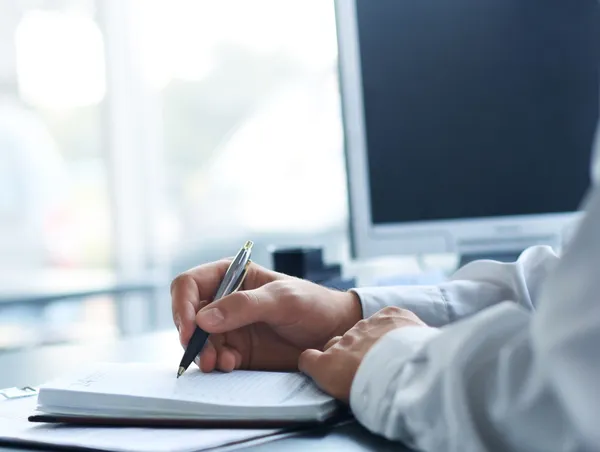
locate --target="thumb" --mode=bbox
[298,349,323,379]
[195,285,279,333]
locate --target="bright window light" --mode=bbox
[15,10,106,109]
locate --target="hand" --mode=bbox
[298,306,426,402]
[171,259,363,373]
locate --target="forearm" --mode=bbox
[350,303,584,451]
[352,245,559,327]
[351,186,600,451]
[351,285,450,327]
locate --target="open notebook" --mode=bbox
[29,363,341,427]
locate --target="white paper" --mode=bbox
[37,363,334,419]
[0,397,284,452]
[43,362,330,405]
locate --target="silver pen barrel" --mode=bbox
[213,241,253,300]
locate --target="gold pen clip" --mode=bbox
[234,241,253,291]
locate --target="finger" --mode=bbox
[338,331,356,347]
[199,340,217,373]
[324,336,342,351]
[230,348,243,369]
[298,349,325,380]
[354,319,369,331]
[171,259,233,314]
[217,345,238,372]
[178,301,209,348]
[175,259,275,309]
[195,283,283,334]
[171,274,206,344]
[171,259,250,338]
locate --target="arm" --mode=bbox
[353,245,559,327]
[350,187,600,451]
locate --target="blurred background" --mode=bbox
[0,0,349,350]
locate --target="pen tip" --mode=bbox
[177,366,185,378]
[243,240,253,251]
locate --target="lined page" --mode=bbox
[39,363,332,408]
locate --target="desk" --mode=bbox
[0,330,412,452]
[0,278,160,307]
[0,269,166,306]
[0,269,169,338]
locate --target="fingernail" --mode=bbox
[198,308,225,326]
[194,355,200,366]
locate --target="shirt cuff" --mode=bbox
[350,326,440,437]
[351,286,450,327]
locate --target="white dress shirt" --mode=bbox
[350,141,600,450]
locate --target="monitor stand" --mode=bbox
[458,250,524,269]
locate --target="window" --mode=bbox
[127,0,349,274]
[0,1,115,349]
[0,0,349,347]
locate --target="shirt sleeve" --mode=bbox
[349,186,600,451]
[352,245,559,327]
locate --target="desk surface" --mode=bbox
[0,330,411,452]
[0,269,164,306]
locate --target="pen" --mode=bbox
[176,240,254,378]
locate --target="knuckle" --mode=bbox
[241,261,266,289]
[238,289,261,310]
[339,333,355,346]
[170,273,193,295]
[265,280,302,303]
[268,279,294,295]
[266,279,287,292]
[381,306,403,315]
[355,319,369,330]
[324,336,341,350]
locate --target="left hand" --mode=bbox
[298,306,427,402]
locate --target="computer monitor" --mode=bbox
[335,0,600,263]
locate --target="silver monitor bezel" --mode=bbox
[335,0,579,259]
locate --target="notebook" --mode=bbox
[28,362,342,428]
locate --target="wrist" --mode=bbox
[333,290,363,336]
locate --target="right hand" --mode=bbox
[171,260,362,373]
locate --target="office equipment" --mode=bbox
[272,247,328,279]
[177,241,253,378]
[30,362,338,426]
[336,0,600,265]
[271,247,356,290]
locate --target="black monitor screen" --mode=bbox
[352,0,600,225]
